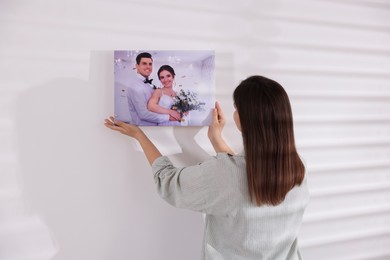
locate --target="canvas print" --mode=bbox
[114,50,215,126]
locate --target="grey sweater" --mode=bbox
[152,152,309,260]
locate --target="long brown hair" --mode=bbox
[233,75,305,206]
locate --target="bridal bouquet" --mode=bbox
[171,89,206,122]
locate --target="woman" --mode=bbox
[147,65,181,126]
[104,75,309,259]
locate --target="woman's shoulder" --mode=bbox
[200,153,246,176]
[207,152,241,161]
[150,88,163,98]
[154,88,163,94]
[215,152,245,163]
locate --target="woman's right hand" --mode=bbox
[208,101,226,142]
[207,102,235,155]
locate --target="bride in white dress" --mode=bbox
[147,65,181,126]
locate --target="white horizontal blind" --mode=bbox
[0,0,389,259]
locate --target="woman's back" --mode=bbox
[202,153,309,260]
[152,152,309,260]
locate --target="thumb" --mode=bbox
[215,101,224,118]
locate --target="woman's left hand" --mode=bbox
[104,116,143,139]
[105,116,163,165]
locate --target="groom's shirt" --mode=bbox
[127,73,169,126]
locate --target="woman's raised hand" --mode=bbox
[104,116,163,165]
[207,102,234,155]
[104,116,143,139]
[208,101,226,142]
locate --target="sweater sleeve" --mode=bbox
[152,154,237,215]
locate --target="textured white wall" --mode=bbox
[1,0,390,259]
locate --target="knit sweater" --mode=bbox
[152,152,309,260]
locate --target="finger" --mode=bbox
[211,107,218,124]
[174,113,181,120]
[104,122,122,132]
[104,119,113,125]
[108,116,120,126]
[214,102,225,123]
[105,118,117,125]
[215,101,225,118]
[114,119,125,126]
[105,120,119,128]
[112,118,129,127]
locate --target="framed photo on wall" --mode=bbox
[114,50,215,126]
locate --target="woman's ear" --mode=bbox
[233,110,241,132]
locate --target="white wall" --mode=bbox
[1,0,390,259]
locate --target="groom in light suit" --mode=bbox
[127,52,178,126]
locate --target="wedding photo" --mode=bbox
[114,50,215,126]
